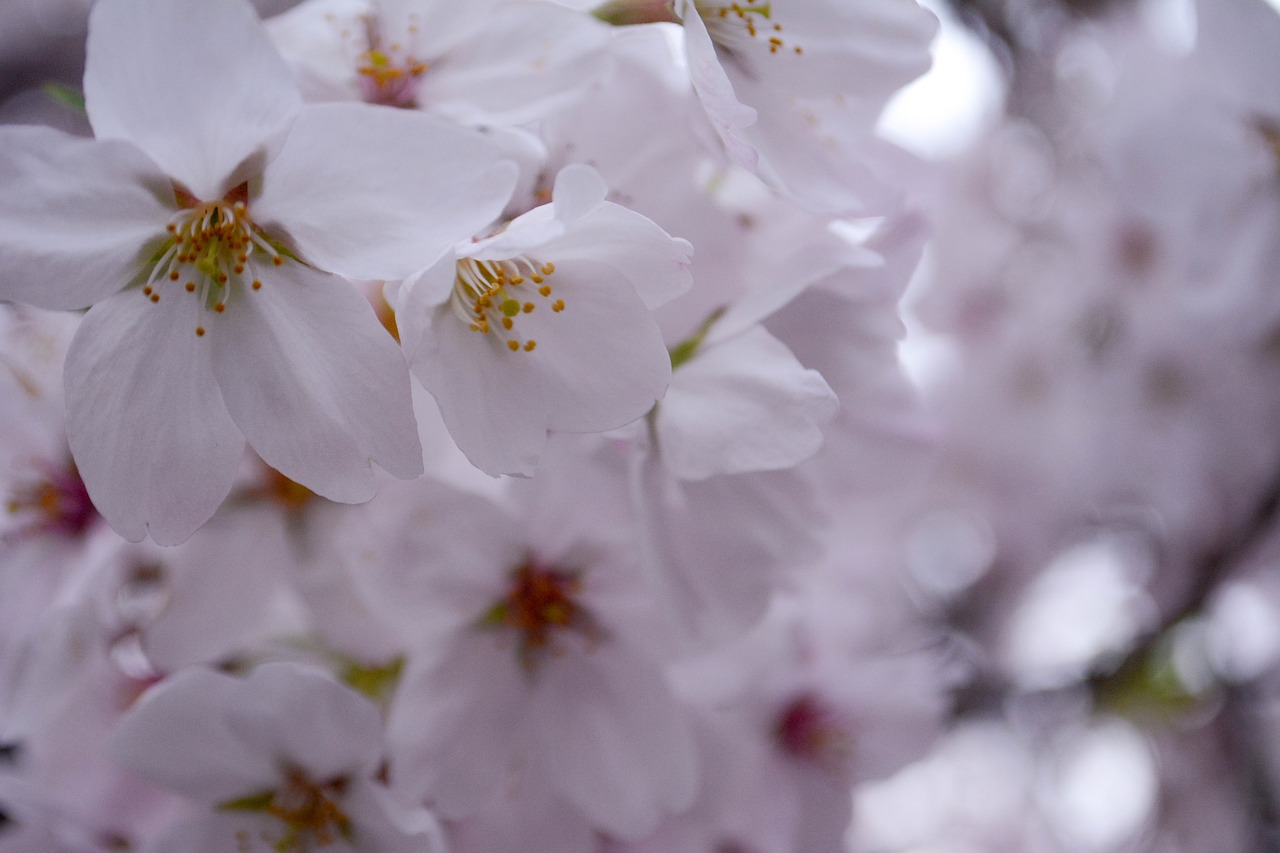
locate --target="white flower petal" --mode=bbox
[64,289,244,546]
[636,462,822,647]
[266,0,370,102]
[739,77,888,214]
[355,479,525,638]
[414,305,551,476]
[543,201,693,310]
[141,510,301,672]
[0,126,173,310]
[534,649,698,840]
[658,326,838,480]
[383,0,505,55]
[516,258,675,433]
[111,668,274,803]
[551,163,608,226]
[254,103,518,281]
[223,663,384,782]
[710,0,937,102]
[388,638,527,816]
[450,788,598,853]
[211,263,423,503]
[680,2,759,170]
[413,1,610,127]
[85,0,303,200]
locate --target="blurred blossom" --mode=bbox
[1002,537,1156,689]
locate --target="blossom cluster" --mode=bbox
[0,0,948,851]
[8,0,1280,849]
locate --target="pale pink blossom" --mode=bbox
[393,164,691,476]
[0,0,518,544]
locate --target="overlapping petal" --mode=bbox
[64,288,244,546]
[253,103,518,281]
[85,0,303,200]
[210,263,423,503]
[111,669,275,803]
[658,325,838,480]
[0,126,173,310]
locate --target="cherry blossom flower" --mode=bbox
[593,0,937,212]
[393,164,691,476]
[351,475,699,839]
[111,662,443,852]
[0,0,518,544]
[269,0,610,125]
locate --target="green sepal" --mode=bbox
[339,656,405,704]
[217,789,276,813]
[669,305,727,370]
[477,600,510,628]
[41,82,86,115]
[591,0,680,26]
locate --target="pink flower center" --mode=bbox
[479,561,603,671]
[5,459,96,542]
[773,693,852,772]
[354,14,428,108]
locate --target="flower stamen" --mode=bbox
[354,14,429,108]
[452,257,564,354]
[477,561,603,671]
[145,185,283,336]
[695,0,804,55]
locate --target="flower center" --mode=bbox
[478,561,602,671]
[223,769,352,852]
[1261,121,1280,170]
[773,693,852,772]
[694,1,803,55]
[267,770,351,850]
[355,14,428,108]
[452,256,564,354]
[144,185,284,337]
[5,459,96,542]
